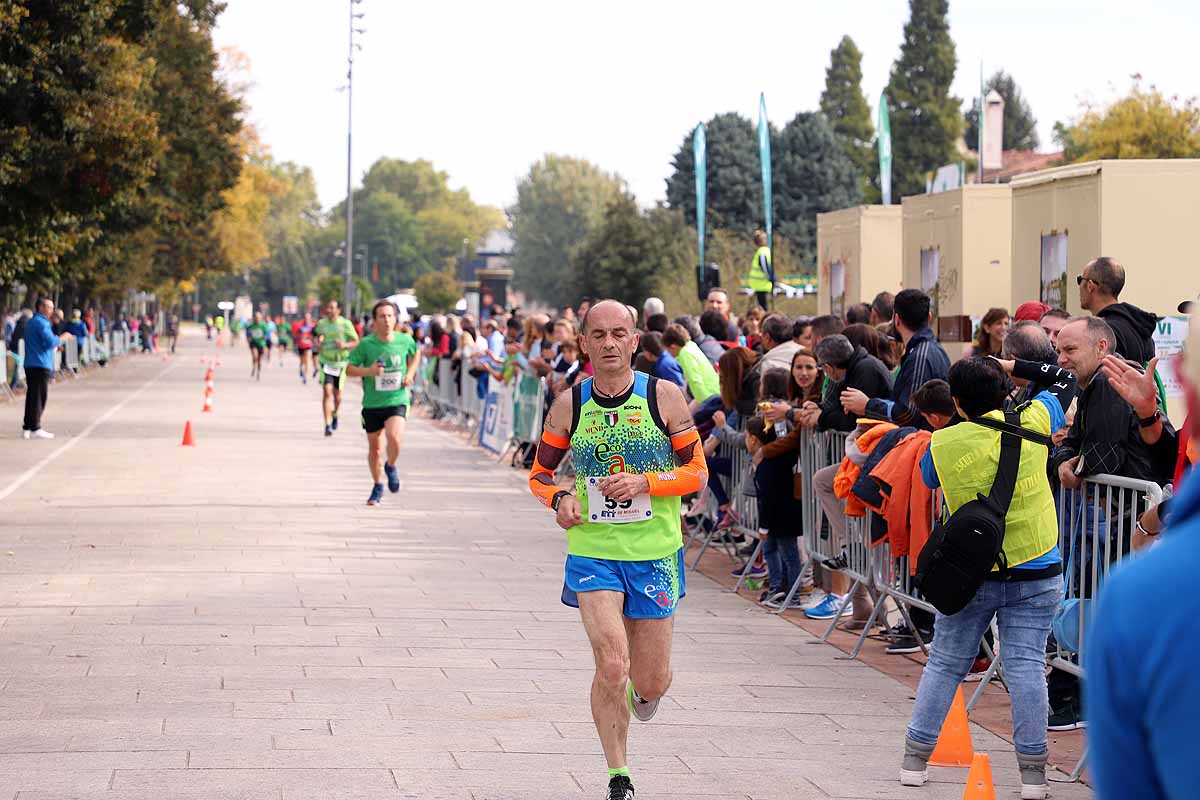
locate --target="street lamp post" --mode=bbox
[342,0,365,314]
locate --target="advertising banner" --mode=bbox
[478,376,514,454]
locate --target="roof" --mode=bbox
[974,150,1064,183]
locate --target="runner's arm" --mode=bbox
[528,389,574,509]
[645,379,708,497]
[404,342,420,385]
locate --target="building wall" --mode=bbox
[901,189,962,318]
[1011,163,1102,315]
[816,206,903,316]
[1099,159,1200,317]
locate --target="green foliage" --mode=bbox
[772,113,862,267]
[885,0,963,198]
[665,112,760,233]
[1055,81,1200,162]
[964,70,1039,152]
[571,195,665,307]
[509,154,626,307]
[313,272,372,315]
[413,269,461,314]
[241,160,327,309]
[820,36,877,202]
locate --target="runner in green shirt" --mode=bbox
[346,300,420,506]
[245,311,269,381]
[315,300,359,436]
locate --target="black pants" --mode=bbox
[755,291,770,311]
[23,367,50,431]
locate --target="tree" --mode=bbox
[571,195,663,307]
[964,70,1039,152]
[665,112,760,234]
[509,154,626,307]
[1054,80,1200,163]
[772,112,862,268]
[414,269,461,314]
[820,36,876,201]
[354,190,428,289]
[885,0,963,198]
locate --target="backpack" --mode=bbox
[914,406,1051,616]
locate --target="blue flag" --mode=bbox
[757,93,772,243]
[878,91,892,205]
[694,123,706,269]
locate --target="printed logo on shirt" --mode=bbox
[604,411,619,427]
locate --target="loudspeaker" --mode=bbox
[695,263,721,303]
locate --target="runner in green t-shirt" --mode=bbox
[346,300,420,506]
[315,300,359,437]
[245,311,269,381]
[274,316,292,367]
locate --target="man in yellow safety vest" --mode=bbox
[747,229,773,310]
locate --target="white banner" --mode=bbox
[1153,315,1190,397]
[478,375,514,454]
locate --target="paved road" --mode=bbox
[0,329,1092,799]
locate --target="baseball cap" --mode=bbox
[1014,301,1050,322]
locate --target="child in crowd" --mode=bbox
[746,413,805,608]
[911,379,956,430]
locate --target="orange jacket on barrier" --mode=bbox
[869,430,933,568]
[833,421,897,517]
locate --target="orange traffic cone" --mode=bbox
[204,367,213,382]
[202,389,213,413]
[181,420,196,446]
[960,753,995,800]
[929,687,975,767]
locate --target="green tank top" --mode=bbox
[568,372,682,562]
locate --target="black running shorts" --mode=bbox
[361,405,408,434]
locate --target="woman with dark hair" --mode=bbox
[843,323,893,369]
[718,346,762,417]
[966,307,1010,359]
[696,347,763,534]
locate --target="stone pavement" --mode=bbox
[0,328,1093,799]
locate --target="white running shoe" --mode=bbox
[22,430,31,439]
[30,429,54,439]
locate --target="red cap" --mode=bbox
[1014,301,1051,322]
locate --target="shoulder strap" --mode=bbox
[984,409,1023,512]
[969,413,1054,448]
[569,381,584,437]
[645,375,668,435]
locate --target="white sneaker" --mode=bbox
[30,429,54,439]
[22,430,31,439]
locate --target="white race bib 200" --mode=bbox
[377,370,403,392]
[323,363,342,377]
[586,477,653,524]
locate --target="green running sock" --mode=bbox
[608,767,630,779]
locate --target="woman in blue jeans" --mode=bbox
[900,358,1064,800]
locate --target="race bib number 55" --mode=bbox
[586,477,652,524]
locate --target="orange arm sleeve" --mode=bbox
[645,429,708,496]
[528,430,570,508]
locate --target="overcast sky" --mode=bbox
[213,0,1197,212]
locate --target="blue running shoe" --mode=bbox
[732,563,767,579]
[366,484,384,506]
[331,414,339,431]
[803,593,852,620]
[384,464,400,493]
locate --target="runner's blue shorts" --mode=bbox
[561,548,686,619]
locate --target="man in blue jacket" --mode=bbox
[22,298,74,440]
[1085,316,1198,800]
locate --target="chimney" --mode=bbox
[983,89,1004,171]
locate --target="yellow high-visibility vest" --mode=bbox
[747,246,772,292]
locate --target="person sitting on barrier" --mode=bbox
[745,416,808,608]
[1085,316,1200,800]
[900,357,1062,798]
[803,334,893,433]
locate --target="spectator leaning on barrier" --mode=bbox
[662,324,718,404]
[900,358,1063,798]
[1078,256,1157,363]
[1086,316,1200,800]
[807,335,893,433]
[843,289,950,432]
[965,307,1010,359]
[22,298,75,439]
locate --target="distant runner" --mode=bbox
[264,315,277,363]
[245,311,268,380]
[275,316,292,367]
[291,312,316,385]
[527,299,708,800]
[315,300,359,436]
[346,300,419,506]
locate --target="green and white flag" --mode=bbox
[757,93,772,242]
[694,123,706,268]
[878,90,892,205]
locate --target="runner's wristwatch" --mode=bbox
[550,491,570,511]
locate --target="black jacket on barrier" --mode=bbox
[818,347,894,433]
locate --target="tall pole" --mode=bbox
[342,0,359,315]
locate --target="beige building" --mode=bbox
[1010,159,1200,317]
[815,205,902,317]
[900,184,1013,358]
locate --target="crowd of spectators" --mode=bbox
[415,254,1196,792]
